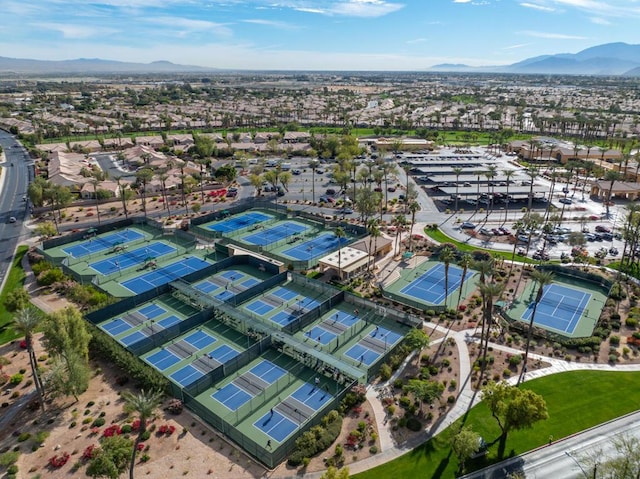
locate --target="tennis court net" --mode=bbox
[168,340,197,359]
[193,355,220,373]
[235,375,264,396]
[123,311,146,327]
[263,295,284,308]
[537,293,586,313]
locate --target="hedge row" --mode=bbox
[88,325,169,392]
[287,410,343,466]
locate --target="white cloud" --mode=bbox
[406,38,427,44]
[453,0,473,3]
[242,18,299,29]
[546,0,640,18]
[590,16,611,25]
[146,17,233,36]
[520,30,588,40]
[502,43,532,50]
[33,22,119,38]
[519,2,556,12]
[330,0,404,17]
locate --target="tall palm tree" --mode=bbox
[366,218,380,273]
[439,246,455,310]
[407,201,420,252]
[335,226,345,279]
[477,281,504,388]
[135,168,154,220]
[114,176,129,220]
[484,165,498,221]
[308,159,320,204]
[392,214,406,256]
[90,176,102,226]
[13,307,45,412]
[518,270,554,385]
[122,389,163,479]
[452,166,463,212]
[604,170,622,218]
[502,169,516,224]
[456,253,473,307]
[525,166,539,214]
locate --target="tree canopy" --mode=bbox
[482,381,548,438]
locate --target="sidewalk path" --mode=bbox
[290,322,640,478]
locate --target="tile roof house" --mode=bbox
[47,152,90,189]
[80,180,121,199]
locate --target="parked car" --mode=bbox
[499,227,511,235]
[325,188,336,195]
[8,217,16,223]
[292,169,302,175]
[339,208,354,215]
[479,227,492,235]
[517,234,530,243]
[609,247,619,255]
[387,186,397,192]
[460,222,476,229]
[595,225,611,233]
[559,198,572,204]
[226,187,238,198]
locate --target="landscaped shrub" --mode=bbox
[120,424,132,434]
[9,374,23,385]
[91,418,105,428]
[88,326,169,392]
[17,433,31,442]
[405,417,422,432]
[379,364,392,381]
[609,335,621,346]
[37,267,65,286]
[625,317,638,328]
[287,411,343,466]
[166,399,184,415]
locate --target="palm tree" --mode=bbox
[114,176,129,220]
[477,281,504,387]
[407,201,420,252]
[502,169,516,224]
[335,226,345,279]
[13,307,45,412]
[308,159,320,204]
[456,253,473,307]
[525,166,539,214]
[439,246,455,310]
[604,170,622,218]
[452,166,463,212]
[122,389,163,479]
[392,214,406,256]
[483,165,498,221]
[90,176,102,226]
[518,270,554,385]
[366,218,380,273]
[135,168,154,220]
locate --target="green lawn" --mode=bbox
[0,245,28,345]
[423,227,535,264]
[354,371,640,478]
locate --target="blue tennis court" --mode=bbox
[291,383,333,410]
[207,212,272,233]
[249,360,286,383]
[185,330,217,349]
[101,318,132,336]
[242,278,260,288]
[272,287,298,301]
[212,383,253,411]
[157,315,181,329]
[255,410,298,442]
[306,326,336,345]
[195,280,218,294]
[521,283,591,334]
[146,348,182,371]
[370,327,403,346]
[400,263,475,305]
[270,311,297,325]
[89,242,176,275]
[62,229,145,258]
[220,270,244,281]
[208,344,240,363]
[120,256,212,294]
[120,331,147,346]
[283,233,350,261]
[215,290,234,301]
[345,343,380,366]
[327,310,360,328]
[139,304,166,319]
[246,300,275,316]
[243,222,308,247]
[170,364,204,386]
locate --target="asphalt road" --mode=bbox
[461,410,640,479]
[0,131,32,290]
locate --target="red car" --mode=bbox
[595,225,611,233]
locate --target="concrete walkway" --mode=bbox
[290,321,640,478]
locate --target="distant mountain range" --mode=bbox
[430,42,640,76]
[0,57,215,74]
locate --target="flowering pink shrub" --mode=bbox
[102,424,121,437]
[49,452,70,468]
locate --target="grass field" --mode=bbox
[0,246,28,345]
[353,371,640,478]
[423,227,536,264]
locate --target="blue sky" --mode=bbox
[2,0,640,70]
